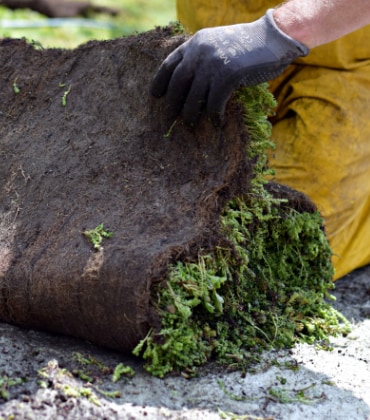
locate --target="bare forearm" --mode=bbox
[273,0,370,48]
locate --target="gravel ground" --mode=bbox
[0,265,369,420]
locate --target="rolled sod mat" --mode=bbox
[0,27,348,376]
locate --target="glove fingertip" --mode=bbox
[182,109,201,127]
[207,100,227,128]
[150,69,171,98]
[150,48,184,98]
[182,98,205,126]
[207,84,235,127]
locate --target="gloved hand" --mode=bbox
[151,9,309,125]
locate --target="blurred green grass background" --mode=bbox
[0,0,176,48]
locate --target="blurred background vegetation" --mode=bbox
[0,0,176,48]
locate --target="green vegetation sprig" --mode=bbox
[12,78,20,94]
[83,223,113,250]
[0,376,24,400]
[61,84,72,107]
[112,363,135,382]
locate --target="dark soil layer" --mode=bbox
[0,29,254,352]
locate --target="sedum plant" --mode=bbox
[133,84,350,377]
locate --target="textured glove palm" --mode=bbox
[151,9,309,125]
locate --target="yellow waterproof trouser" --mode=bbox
[177,0,370,279]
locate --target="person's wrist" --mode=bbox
[272,6,313,49]
[264,9,309,58]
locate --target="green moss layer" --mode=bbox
[133,85,350,377]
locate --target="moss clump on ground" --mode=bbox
[133,85,350,377]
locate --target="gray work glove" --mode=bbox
[151,9,309,125]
